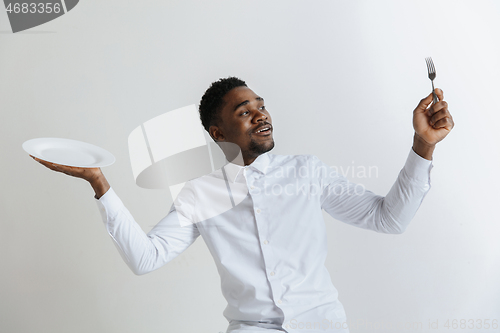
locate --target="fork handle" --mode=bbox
[431,81,439,104]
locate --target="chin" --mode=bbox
[264,139,275,153]
[250,138,275,155]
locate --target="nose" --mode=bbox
[252,109,268,123]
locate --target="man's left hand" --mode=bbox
[413,88,454,146]
[413,89,455,160]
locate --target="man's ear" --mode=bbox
[209,125,224,142]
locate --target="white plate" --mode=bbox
[23,138,116,168]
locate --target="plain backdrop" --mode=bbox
[1,1,499,332]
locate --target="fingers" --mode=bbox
[414,92,434,113]
[428,99,448,117]
[29,154,102,180]
[434,88,444,102]
[430,109,454,130]
[30,155,75,174]
[30,155,60,171]
[415,88,445,116]
[431,117,452,130]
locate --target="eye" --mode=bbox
[240,111,249,116]
[259,106,266,110]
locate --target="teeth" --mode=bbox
[257,127,270,133]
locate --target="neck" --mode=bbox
[217,142,262,166]
[243,155,258,166]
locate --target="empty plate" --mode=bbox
[23,138,116,168]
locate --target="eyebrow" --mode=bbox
[233,97,264,112]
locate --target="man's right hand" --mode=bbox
[30,155,111,199]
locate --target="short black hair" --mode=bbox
[199,77,247,133]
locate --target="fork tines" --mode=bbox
[425,57,436,80]
[425,57,438,103]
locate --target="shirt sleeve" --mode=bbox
[95,187,200,275]
[319,148,433,234]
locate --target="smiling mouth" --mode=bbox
[252,125,272,136]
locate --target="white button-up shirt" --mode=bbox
[95,149,432,333]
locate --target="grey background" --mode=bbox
[1,0,499,332]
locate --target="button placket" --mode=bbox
[251,171,285,310]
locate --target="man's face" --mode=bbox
[210,86,274,165]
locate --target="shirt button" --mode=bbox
[256,208,261,214]
[250,186,255,190]
[277,299,283,304]
[270,271,275,276]
[263,240,269,245]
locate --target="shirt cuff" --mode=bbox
[94,187,124,223]
[403,148,434,183]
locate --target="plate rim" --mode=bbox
[23,137,116,168]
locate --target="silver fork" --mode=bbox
[425,57,438,104]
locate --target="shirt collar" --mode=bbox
[249,152,271,175]
[223,152,271,183]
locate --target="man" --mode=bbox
[32,77,454,332]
